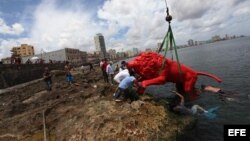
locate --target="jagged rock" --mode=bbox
[0,66,194,141]
[130,100,145,111]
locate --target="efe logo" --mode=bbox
[228,129,246,136]
[224,125,250,141]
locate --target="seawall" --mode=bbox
[0,64,64,89]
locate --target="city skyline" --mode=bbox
[1,0,250,59]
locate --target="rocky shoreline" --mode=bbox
[0,67,194,141]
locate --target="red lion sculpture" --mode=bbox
[127,52,222,100]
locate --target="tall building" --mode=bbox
[187,39,194,46]
[157,42,162,49]
[94,33,107,59]
[132,48,139,56]
[11,44,34,57]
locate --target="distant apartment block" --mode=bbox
[11,44,34,57]
[157,42,162,51]
[94,33,107,59]
[212,35,221,42]
[188,39,194,46]
[132,48,139,56]
[108,49,116,59]
[87,53,99,64]
[22,48,87,65]
[126,50,134,57]
[145,48,152,52]
[1,57,11,64]
[116,52,126,59]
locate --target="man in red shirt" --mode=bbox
[101,58,109,83]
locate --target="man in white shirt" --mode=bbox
[113,69,129,84]
[106,61,114,84]
[99,59,104,68]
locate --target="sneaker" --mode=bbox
[113,93,119,99]
[115,98,122,102]
[114,95,124,102]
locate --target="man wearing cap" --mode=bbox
[119,61,127,72]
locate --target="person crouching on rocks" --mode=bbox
[43,67,52,92]
[113,70,139,102]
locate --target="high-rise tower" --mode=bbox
[94,33,107,59]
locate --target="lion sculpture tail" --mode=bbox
[197,72,222,83]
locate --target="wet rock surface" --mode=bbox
[0,68,194,141]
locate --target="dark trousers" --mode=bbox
[108,74,114,84]
[102,71,109,83]
[115,87,139,101]
[45,79,52,91]
[66,74,74,84]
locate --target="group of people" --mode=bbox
[100,59,230,117]
[99,59,139,102]
[99,59,127,85]
[43,61,80,92]
[43,59,234,118]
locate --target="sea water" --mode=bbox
[146,37,250,141]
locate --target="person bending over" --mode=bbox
[113,69,130,84]
[113,76,139,102]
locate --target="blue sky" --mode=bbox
[1,0,250,59]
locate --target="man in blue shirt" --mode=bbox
[113,76,138,102]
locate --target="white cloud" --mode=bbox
[1,0,250,59]
[98,0,166,50]
[169,0,212,21]
[0,18,24,35]
[97,0,250,49]
[233,7,250,16]
[29,0,104,54]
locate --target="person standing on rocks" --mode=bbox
[106,61,114,85]
[99,59,104,70]
[101,58,109,83]
[114,64,119,74]
[43,67,52,92]
[80,65,85,74]
[89,63,94,71]
[65,61,75,85]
